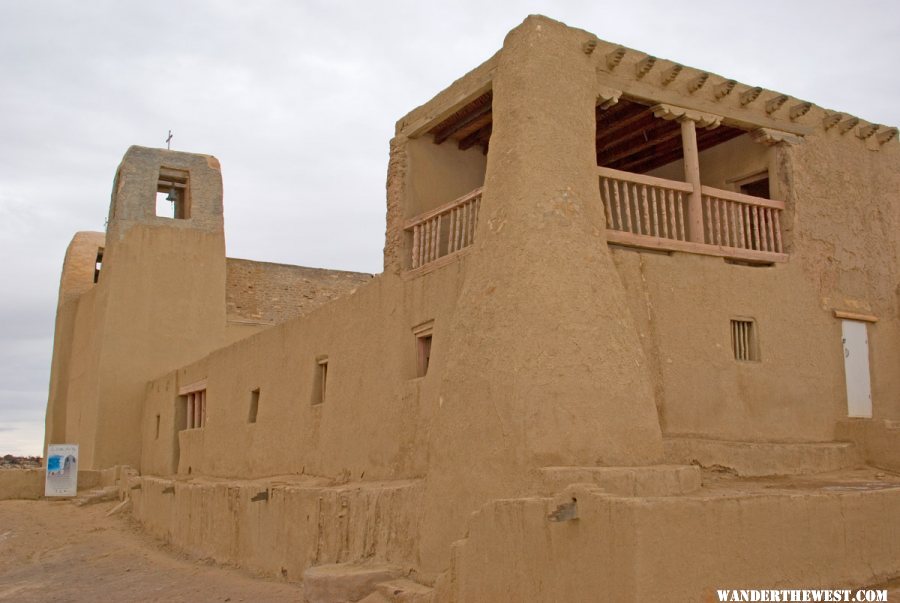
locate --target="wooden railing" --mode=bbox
[405,188,482,270]
[701,186,784,254]
[599,167,692,241]
[599,167,786,263]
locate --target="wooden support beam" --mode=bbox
[615,143,684,173]
[598,119,679,158]
[876,127,898,144]
[459,124,492,151]
[789,102,812,121]
[681,118,704,243]
[596,97,641,124]
[606,46,626,70]
[838,117,860,134]
[687,72,709,93]
[427,91,493,143]
[765,95,789,114]
[739,87,762,106]
[856,123,879,140]
[600,127,683,166]
[823,113,843,130]
[449,111,493,143]
[661,64,683,86]
[636,56,656,79]
[714,80,737,100]
[596,107,658,143]
[432,102,492,145]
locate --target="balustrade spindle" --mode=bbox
[773,212,783,253]
[622,182,634,233]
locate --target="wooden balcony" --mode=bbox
[599,167,787,263]
[404,188,482,274]
[402,167,786,274]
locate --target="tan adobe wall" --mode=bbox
[44,231,106,456]
[444,483,900,602]
[141,264,467,482]
[225,258,371,325]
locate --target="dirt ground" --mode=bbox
[0,498,304,602]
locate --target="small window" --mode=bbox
[312,357,328,405]
[413,321,434,377]
[182,389,207,429]
[248,388,260,423]
[93,247,104,283]
[731,319,759,361]
[156,167,190,219]
[155,414,160,440]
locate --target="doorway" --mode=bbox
[841,320,872,418]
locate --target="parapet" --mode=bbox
[225,258,372,325]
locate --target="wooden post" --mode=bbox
[680,118,704,243]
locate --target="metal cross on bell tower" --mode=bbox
[166,130,173,150]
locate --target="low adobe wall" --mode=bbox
[130,475,422,582]
[837,419,900,473]
[0,469,44,500]
[0,466,127,501]
[440,483,900,602]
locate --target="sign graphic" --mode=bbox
[45,444,79,497]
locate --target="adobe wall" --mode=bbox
[44,231,105,457]
[60,284,107,467]
[225,258,371,325]
[413,16,665,574]
[130,475,422,581]
[443,484,900,602]
[611,130,900,442]
[404,138,486,218]
[141,262,467,482]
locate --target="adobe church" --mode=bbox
[42,15,900,602]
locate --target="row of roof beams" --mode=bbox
[411,38,897,151]
[590,40,897,146]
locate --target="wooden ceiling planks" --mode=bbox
[596,98,747,173]
[427,93,748,168]
[428,91,493,151]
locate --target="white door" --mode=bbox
[842,320,872,418]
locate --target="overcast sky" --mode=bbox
[1,0,898,456]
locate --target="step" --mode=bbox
[538,464,701,497]
[664,436,861,476]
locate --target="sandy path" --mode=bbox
[0,499,303,602]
